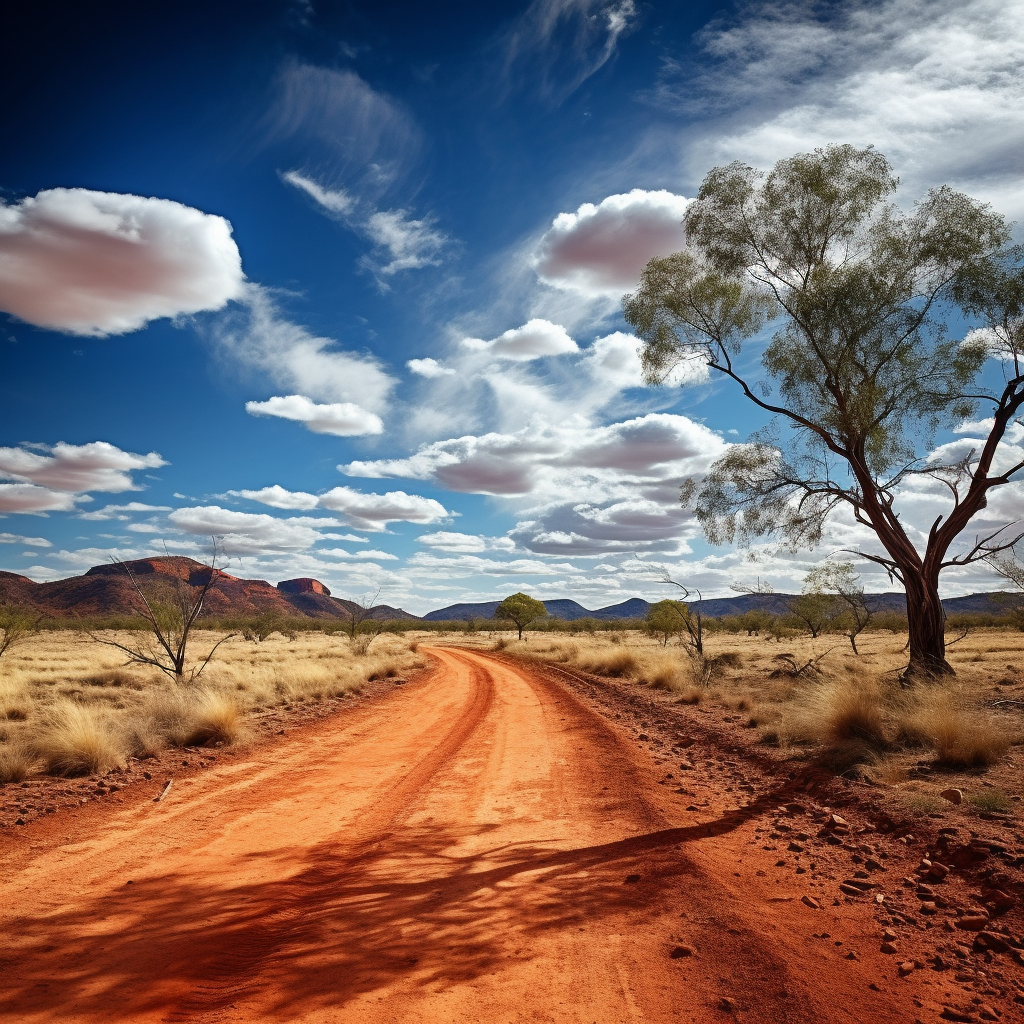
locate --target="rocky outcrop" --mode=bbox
[278,578,331,597]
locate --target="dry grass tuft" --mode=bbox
[788,674,889,749]
[34,702,128,776]
[0,741,35,782]
[576,649,640,678]
[898,688,1011,768]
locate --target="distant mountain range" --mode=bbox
[0,557,1015,622]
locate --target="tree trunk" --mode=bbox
[904,572,954,681]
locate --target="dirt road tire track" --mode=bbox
[2,648,924,1023]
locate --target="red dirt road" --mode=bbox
[2,649,924,1023]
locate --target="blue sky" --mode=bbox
[2,0,1023,613]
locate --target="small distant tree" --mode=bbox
[644,599,689,646]
[0,603,42,663]
[787,592,842,639]
[494,593,546,640]
[336,588,385,653]
[987,548,1024,630]
[805,561,873,654]
[242,610,283,643]
[90,544,235,683]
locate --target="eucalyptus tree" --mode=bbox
[624,144,1024,679]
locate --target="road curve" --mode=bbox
[2,648,917,1023]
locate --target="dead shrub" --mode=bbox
[366,661,400,681]
[34,702,128,776]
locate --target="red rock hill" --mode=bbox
[0,557,417,621]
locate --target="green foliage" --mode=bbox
[644,599,690,645]
[493,593,547,639]
[624,142,1023,678]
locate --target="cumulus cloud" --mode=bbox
[228,485,319,510]
[167,506,344,555]
[416,531,517,553]
[344,413,724,495]
[407,357,456,378]
[0,442,166,513]
[462,319,578,361]
[0,188,244,336]
[674,0,1024,219]
[317,486,452,532]
[533,189,690,296]
[0,531,51,547]
[0,484,82,514]
[214,285,396,413]
[78,502,172,521]
[343,413,725,554]
[245,394,384,436]
[319,547,399,560]
[230,482,453,532]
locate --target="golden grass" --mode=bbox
[517,627,1024,783]
[0,630,427,779]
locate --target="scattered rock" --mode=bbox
[678,760,695,771]
[801,895,821,910]
[718,996,735,1012]
[955,915,990,931]
[670,945,694,959]
[788,842,805,853]
[624,874,641,884]
[940,1009,977,1023]
[897,961,916,976]
[941,788,964,805]
[880,942,898,954]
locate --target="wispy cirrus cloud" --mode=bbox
[669,0,1024,218]
[283,171,449,282]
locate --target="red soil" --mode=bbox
[0,649,1006,1022]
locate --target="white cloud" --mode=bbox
[0,188,244,336]
[677,0,1024,220]
[343,413,725,555]
[266,64,421,190]
[0,442,166,514]
[280,171,355,215]
[362,208,447,276]
[407,552,584,577]
[167,505,340,555]
[344,412,724,496]
[462,319,579,361]
[317,486,452,532]
[228,485,320,510]
[78,502,172,521]
[231,482,453,533]
[500,0,638,103]
[416,531,518,553]
[0,484,81,514]
[0,531,51,547]
[284,170,449,282]
[407,357,456,378]
[126,522,163,533]
[214,285,396,412]
[533,189,690,296]
[245,394,384,436]
[318,547,399,560]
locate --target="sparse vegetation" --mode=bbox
[0,630,427,782]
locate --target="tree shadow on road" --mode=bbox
[2,776,829,1023]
